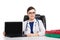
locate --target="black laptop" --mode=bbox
[5,22,22,37]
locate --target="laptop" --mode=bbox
[5,22,22,37]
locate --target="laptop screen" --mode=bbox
[5,22,22,37]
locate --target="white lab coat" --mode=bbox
[23,19,45,36]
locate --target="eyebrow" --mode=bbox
[28,11,35,12]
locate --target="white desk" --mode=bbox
[4,36,60,40]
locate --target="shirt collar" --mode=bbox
[27,19,37,24]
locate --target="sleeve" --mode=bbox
[38,20,45,36]
[23,21,30,35]
[23,21,26,32]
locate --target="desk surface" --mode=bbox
[4,36,60,40]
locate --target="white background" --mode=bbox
[0,0,60,40]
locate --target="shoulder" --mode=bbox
[23,20,28,24]
[36,19,43,24]
[23,20,28,27]
[37,19,42,23]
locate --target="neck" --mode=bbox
[29,19,34,22]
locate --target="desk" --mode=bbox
[4,36,60,40]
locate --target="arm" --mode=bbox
[38,20,45,36]
[23,21,31,36]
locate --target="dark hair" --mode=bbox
[27,6,36,13]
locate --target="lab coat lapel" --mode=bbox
[27,19,37,33]
[33,19,37,33]
[27,20,31,33]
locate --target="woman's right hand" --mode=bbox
[26,33,39,37]
[3,32,6,36]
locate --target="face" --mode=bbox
[27,9,36,20]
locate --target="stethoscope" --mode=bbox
[25,19,41,32]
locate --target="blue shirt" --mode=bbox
[29,22,34,33]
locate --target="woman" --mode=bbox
[23,6,45,37]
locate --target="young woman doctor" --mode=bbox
[23,6,45,37]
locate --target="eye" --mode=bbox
[28,12,31,14]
